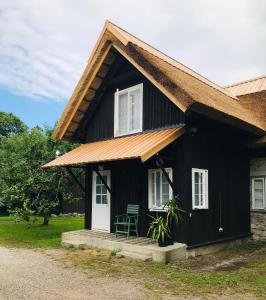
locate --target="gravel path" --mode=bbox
[0,247,147,300]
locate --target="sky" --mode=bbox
[0,0,265,128]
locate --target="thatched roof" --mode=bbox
[225,76,266,147]
[53,21,266,141]
[225,76,266,96]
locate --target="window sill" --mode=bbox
[114,129,142,138]
[192,207,209,210]
[251,209,266,214]
[149,208,167,212]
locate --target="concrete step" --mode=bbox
[119,250,152,261]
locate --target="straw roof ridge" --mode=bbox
[107,20,238,101]
[225,75,266,88]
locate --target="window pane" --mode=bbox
[96,195,101,204]
[162,183,169,195]
[254,180,263,190]
[151,172,156,206]
[255,199,264,209]
[96,175,101,184]
[102,185,107,195]
[118,93,128,134]
[129,88,141,131]
[194,171,203,207]
[96,185,101,194]
[194,194,199,206]
[195,172,199,184]
[102,195,108,204]
[162,194,168,206]
[156,171,161,207]
[199,193,203,206]
[253,179,264,209]
[255,190,263,200]
[195,183,199,195]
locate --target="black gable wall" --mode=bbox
[83,56,185,143]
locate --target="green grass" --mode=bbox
[0,216,84,248]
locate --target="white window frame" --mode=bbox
[192,168,209,210]
[251,178,265,210]
[148,168,173,211]
[114,83,143,137]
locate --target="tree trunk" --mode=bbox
[42,215,49,225]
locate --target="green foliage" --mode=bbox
[0,111,27,141]
[165,196,185,226]
[148,196,184,243]
[147,214,169,242]
[10,199,37,227]
[0,122,81,225]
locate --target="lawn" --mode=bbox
[0,215,265,298]
[0,215,83,248]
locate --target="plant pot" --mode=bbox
[158,236,174,247]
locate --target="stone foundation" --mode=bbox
[251,212,266,240]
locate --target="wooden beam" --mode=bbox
[77,108,86,113]
[96,74,105,80]
[65,167,85,193]
[89,87,98,92]
[95,170,112,194]
[155,156,176,196]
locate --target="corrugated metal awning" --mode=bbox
[42,127,184,169]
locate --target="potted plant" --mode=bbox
[147,214,170,247]
[148,196,184,247]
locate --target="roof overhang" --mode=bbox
[52,20,266,142]
[43,127,184,169]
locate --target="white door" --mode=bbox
[92,170,111,231]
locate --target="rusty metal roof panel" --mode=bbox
[42,127,184,169]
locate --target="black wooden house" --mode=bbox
[43,21,266,248]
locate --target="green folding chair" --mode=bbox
[114,204,139,238]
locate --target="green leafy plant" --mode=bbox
[10,199,37,227]
[148,196,184,244]
[165,196,185,228]
[147,215,170,242]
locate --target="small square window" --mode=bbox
[192,168,208,209]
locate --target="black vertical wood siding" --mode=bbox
[183,117,251,247]
[84,139,187,241]
[84,117,251,247]
[84,57,185,143]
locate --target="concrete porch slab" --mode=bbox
[61,229,187,263]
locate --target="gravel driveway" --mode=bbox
[0,247,147,300]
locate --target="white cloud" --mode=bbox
[0,0,265,102]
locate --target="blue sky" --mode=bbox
[0,0,265,128]
[0,88,65,128]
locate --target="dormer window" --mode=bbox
[114,83,143,137]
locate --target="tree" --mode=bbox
[0,112,27,141]
[0,125,82,225]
